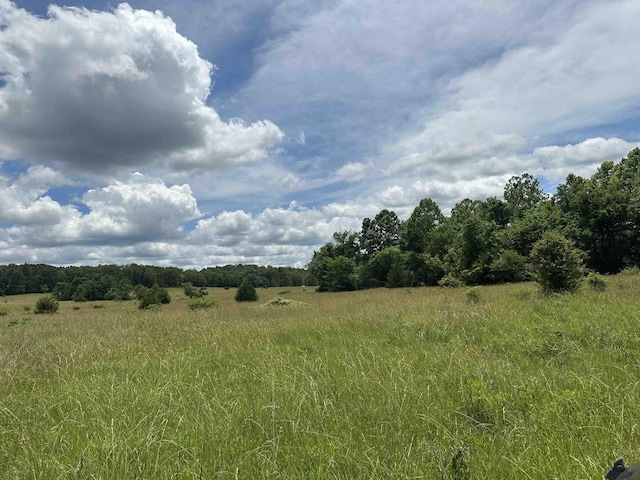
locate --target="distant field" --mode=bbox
[1,277,639,479]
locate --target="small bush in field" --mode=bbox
[262,297,308,307]
[188,298,217,310]
[465,287,481,303]
[138,285,171,310]
[586,273,606,292]
[0,307,9,316]
[529,231,585,294]
[235,279,258,302]
[35,295,59,314]
[183,282,204,298]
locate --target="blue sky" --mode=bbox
[0,0,639,268]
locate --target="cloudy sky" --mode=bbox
[0,0,638,268]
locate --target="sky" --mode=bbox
[0,0,639,269]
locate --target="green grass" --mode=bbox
[0,278,639,478]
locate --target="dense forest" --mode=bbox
[308,148,640,291]
[0,263,312,300]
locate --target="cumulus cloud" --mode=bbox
[0,2,283,174]
[533,137,639,180]
[190,202,359,249]
[8,173,201,246]
[0,166,77,225]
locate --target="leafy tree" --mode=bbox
[360,210,402,258]
[445,204,501,284]
[235,278,258,302]
[504,173,546,221]
[489,250,527,283]
[6,268,26,295]
[481,197,511,228]
[323,256,356,292]
[404,252,445,286]
[104,278,133,301]
[529,231,585,293]
[401,198,444,253]
[385,257,411,288]
[306,243,336,292]
[507,200,564,257]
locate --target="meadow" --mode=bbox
[0,276,639,479]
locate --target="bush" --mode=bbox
[586,272,607,292]
[465,287,481,303]
[35,295,59,314]
[138,285,171,310]
[438,274,463,288]
[235,279,258,302]
[0,307,9,316]
[188,298,217,310]
[262,297,308,307]
[183,282,204,298]
[529,231,585,294]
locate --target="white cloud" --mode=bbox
[335,162,370,182]
[533,137,639,180]
[0,166,77,225]
[0,2,283,175]
[8,173,201,246]
[382,1,640,182]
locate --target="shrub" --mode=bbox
[183,282,204,298]
[262,297,308,307]
[138,285,171,310]
[142,303,161,311]
[465,286,481,303]
[586,272,607,292]
[620,266,640,276]
[35,295,59,314]
[438,274,463,288]
[0,307,9,316]
[235,279,258,302]
[188,298,217,310]
[529,231,585,294]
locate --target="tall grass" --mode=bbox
[0,278,639,478]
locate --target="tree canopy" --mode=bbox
[307,148,640,291]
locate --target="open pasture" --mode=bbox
[1,277,639,479]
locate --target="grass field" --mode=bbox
[1,276,639,479]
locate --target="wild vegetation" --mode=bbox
[309,148,640,291]
[1,275,639,478]
[0,263,313,299]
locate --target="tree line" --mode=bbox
[308,148,640,291]
[0,263,313,300]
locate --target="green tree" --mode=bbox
[401,198,444,253]
[529,231,585,293]
[324,256,356,292]
[504,173,546,221]
[235,279,258,302]
[360,210,402,258]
